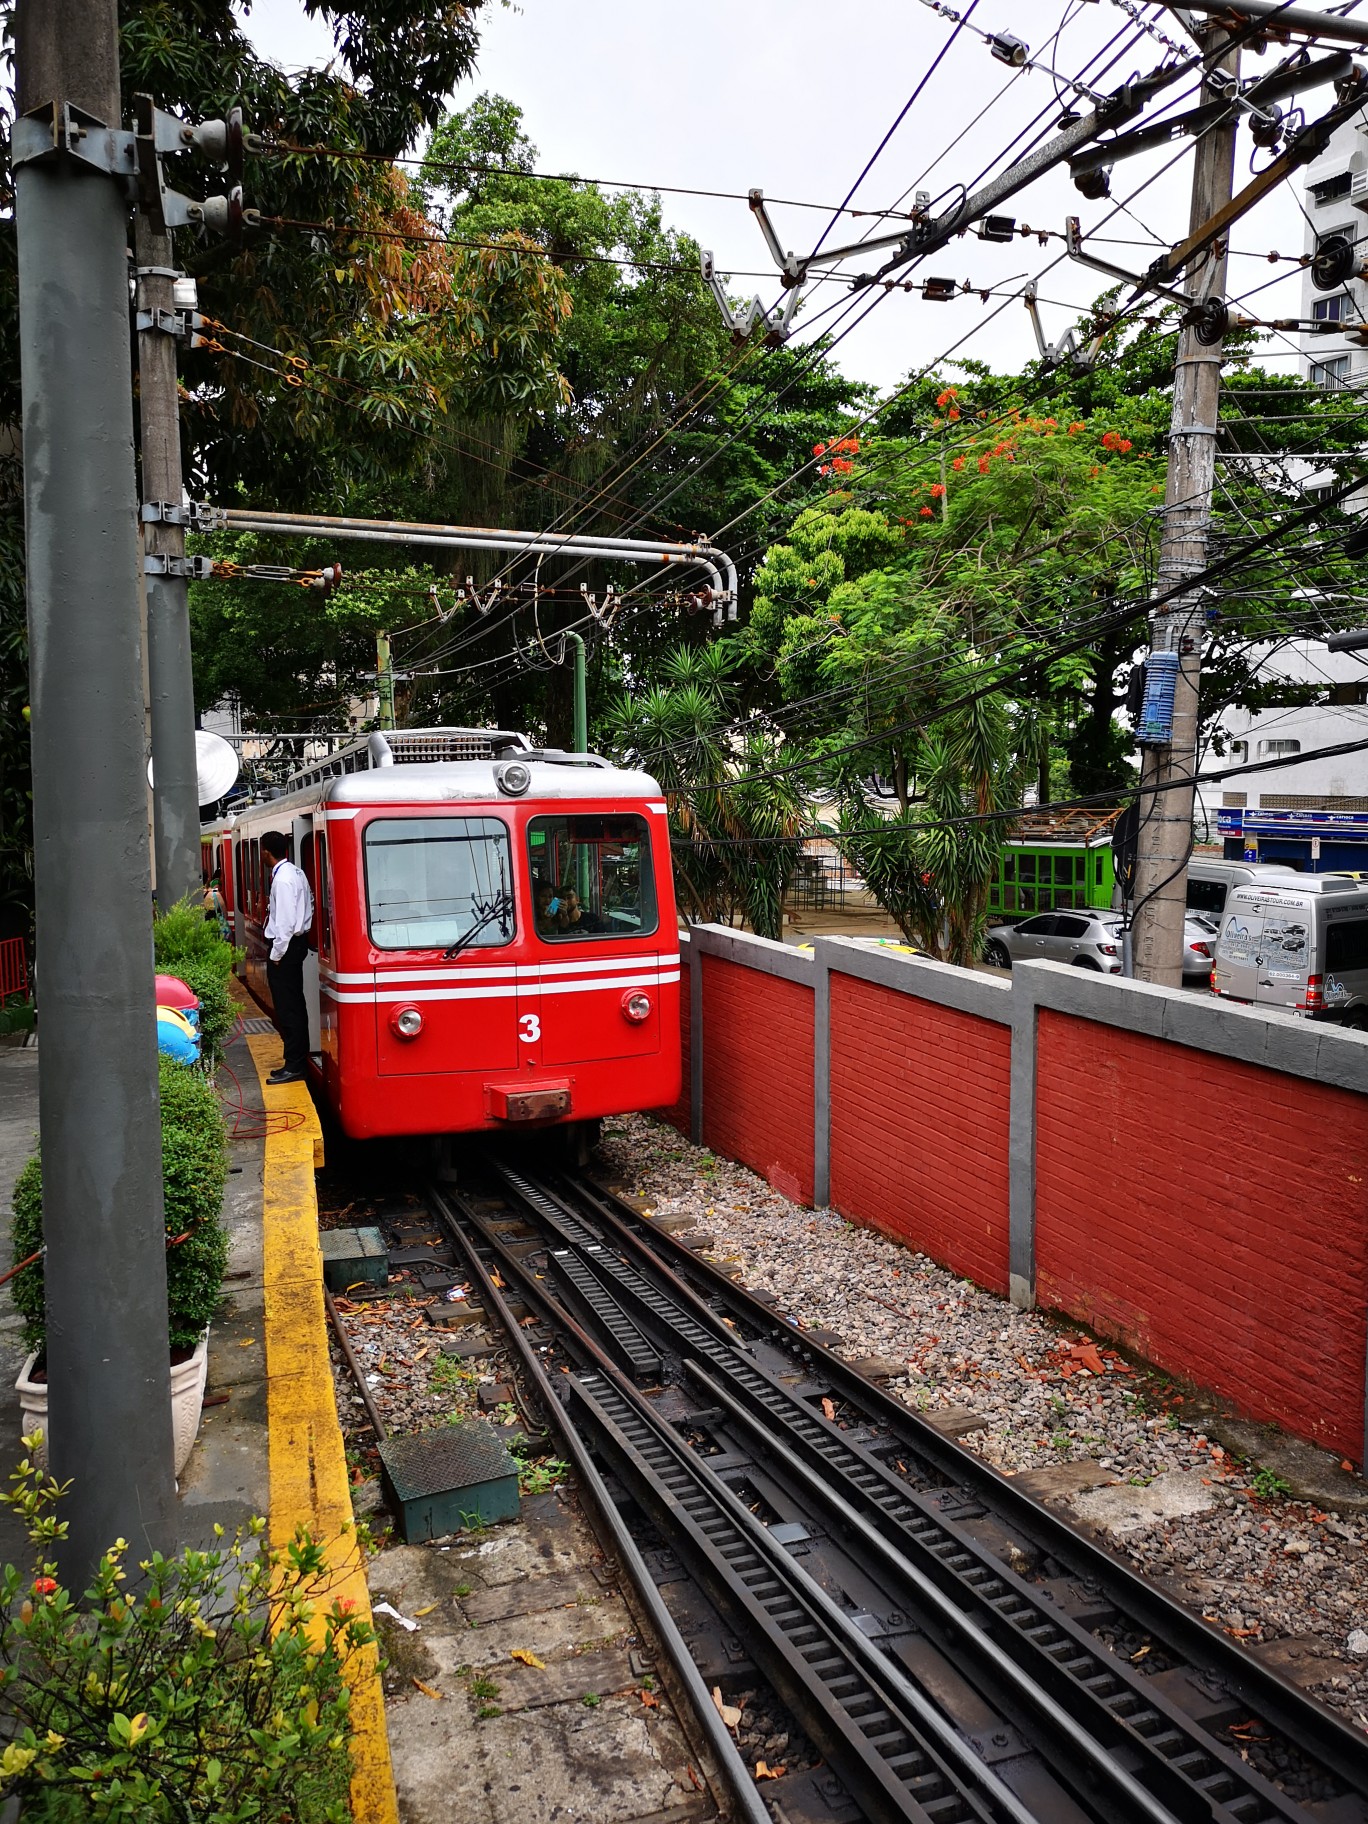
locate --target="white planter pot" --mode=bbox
[16,1331,209,1478]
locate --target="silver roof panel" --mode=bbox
[325,760,664,805]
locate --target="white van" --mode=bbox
[1212,875,1368,1023]
[1185,859,1300,922]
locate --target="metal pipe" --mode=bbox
[1150,0,1368,45]
[218,507,738,621]
[560,629,588,753]
[323,1286,388,1443]
[14,0,177,1580]
[366,731,394,768]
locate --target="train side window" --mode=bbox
[528,813,659,942]
[249,840,261,917]
[234,841,245,916]
[316,832,331,952]
[363,816,514,951]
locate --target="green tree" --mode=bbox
[604,644,808,940]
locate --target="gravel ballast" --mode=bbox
[598,1112,1368,1733]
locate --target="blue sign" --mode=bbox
[1243,846,1259,862]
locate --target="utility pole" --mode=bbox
[13,0,176,1579]
[376,629,396,730]
[136,214,202,907]
[1131,31,1239,984]
[562,629,588,752]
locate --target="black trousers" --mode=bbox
[266,933,311,1074]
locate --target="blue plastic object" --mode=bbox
[156,1005,200,1064]
[1135,650,1180,746]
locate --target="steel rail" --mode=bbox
[573,1173,1368,1807]
[440,1186,1059,1824]
[423,1182,774,1824]
[568,1367,1043,1824]
[493,1173,1311,1824]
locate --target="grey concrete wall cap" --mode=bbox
[1017,957,1368,1087]
[688,922,815,985]
[818,936,1012,1023]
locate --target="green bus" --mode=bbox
[987,809,1120,921]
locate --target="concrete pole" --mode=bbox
[136,216,202,908]
[1131,36,1239,985]
[376,629,396,729]
[14,0,177,1577]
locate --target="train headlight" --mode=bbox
[621,990,652,1024]
[496,760,531,796]
[391,1006,424,1039]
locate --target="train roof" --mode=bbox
[324,758,664,805]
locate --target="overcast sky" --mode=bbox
[245,0,1320,394]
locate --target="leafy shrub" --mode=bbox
[153,897,240,1065]
[12,1056,229,1354]
[0,1453,366,1822]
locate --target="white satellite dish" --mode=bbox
[147,730,241,806]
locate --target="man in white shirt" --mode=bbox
[260,830,315,1083]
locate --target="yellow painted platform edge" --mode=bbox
[234,979,326,1166]
[248,1034,398,1824]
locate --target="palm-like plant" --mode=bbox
[604,644,809,940]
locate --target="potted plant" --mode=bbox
[153,895,241,1068]
[11,1053,230,1475]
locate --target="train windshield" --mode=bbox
[528,813,658,941]
[364,817,514,951]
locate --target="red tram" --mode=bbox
[203,729,681,1141]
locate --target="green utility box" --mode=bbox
[320,1226,388,1293]
[377,1421,521,1543]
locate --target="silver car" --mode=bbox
[984,912,1217,980]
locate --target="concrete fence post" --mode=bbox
[813,940,832,1207]
[689,931,703,1146]
[1007,973,1040,1312]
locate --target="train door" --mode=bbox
[313,823,339,1073]
[294,816,322,1067]
[363,813,520,1076]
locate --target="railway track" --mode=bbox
[414,1160,1368,1824]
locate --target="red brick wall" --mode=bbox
[1036,1008,1368,1459]
[828,974,1011,1293]
[657,955,692,1135]
[701,954,814,1203]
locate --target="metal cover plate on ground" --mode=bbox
[377,1419,521,1542]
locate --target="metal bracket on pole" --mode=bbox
[135,307,185,336]
[1022,279,1106,374]
[132,94,258,242]
[11,103,137,185]
[141,501,227,530]
[143,553,215,579]
[700,247,803,345]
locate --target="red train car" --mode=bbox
[222,728,681,1142]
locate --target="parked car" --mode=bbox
[984,911,1123,972]
[1213,874,1368,1022]
[984,911,1217,980]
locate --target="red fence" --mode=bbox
[0,936,27,1005]
[668,926,1368,1465]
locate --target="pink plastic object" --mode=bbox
[155,972,200,1010]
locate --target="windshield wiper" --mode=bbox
[441,892,513,962]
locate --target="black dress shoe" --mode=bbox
[269,1068,305,1084]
